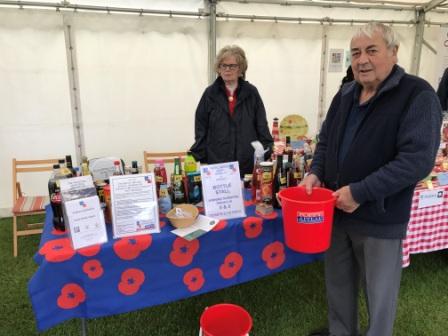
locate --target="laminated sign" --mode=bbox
[418,189,445,209]
[200,161,246,220]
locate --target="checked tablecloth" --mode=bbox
[402,184,448,267]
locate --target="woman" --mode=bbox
[190,45,273,176]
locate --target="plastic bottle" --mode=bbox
[158,183,173,214]
[113,160,122,176]
[81,156,90,176]
[184,151,197,174]
[156,159,168,184]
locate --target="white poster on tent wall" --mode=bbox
[437,26,448,83]
[328,49,344,73]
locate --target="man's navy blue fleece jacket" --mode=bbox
[311,65,442,239]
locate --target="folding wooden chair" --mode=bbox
[143,151,187,174]
[12,158,59,257]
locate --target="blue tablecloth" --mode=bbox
[29,195,322,331]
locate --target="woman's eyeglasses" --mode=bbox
[219,63,239,70]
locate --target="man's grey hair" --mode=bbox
[352,22,400,49]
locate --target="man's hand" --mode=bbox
[333,186,359,213]
[300,173,322,195]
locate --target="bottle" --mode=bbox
[65,155,77,176]
[157,160,168,184]
[251,153,264,202]
[273,154,287,209]
[51,190,65,231]
[113,160,122,176]
[81,156,90,176]
[158,183,173,214]
[285,150,294,187]
[272,117,280,142]
[289,151,301,187]
[184,151,197,174]
[131,161,139,174]
[48,164,65,231]
[58,158,73,178]
[154,161,163,196]
[172,157,186,204]
[260,162,274,206]
[103,184,112,224]
[285,135,293,154]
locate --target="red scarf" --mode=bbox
[225,86,237,116]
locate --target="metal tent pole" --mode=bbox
[63,13,85,164]
[411,9,425,75]
[317,24,329,131]
[208,0,217,84]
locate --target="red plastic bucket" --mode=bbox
[200,303,252,336]
[278,186,336,253]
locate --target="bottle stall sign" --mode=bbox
[110,173,160,238]
[200,162,246,220]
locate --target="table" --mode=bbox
[402,184,448,267]
[29,197,322,332]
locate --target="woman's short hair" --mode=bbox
[214,45,248,78]
[352,22,400,50]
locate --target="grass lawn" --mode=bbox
[0,216,447,336]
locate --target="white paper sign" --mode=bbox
[200,162,246,220]
[418,189,445,209]
[110,173,160,238]
[64,196,108,250]
[171,214,219,241]
[59,175,97,202]
[328,48,344,72]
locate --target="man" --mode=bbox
[303,22,442,336]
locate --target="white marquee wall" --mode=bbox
[0,1,446,212]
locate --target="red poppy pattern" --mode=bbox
[183,268,205,292]
[57,283,86,309]
[113,235,152,260]
[244,199,255,207]
[212,220,228,232]
[219,252,243,279]
[118,268,145,296]
[169,238,200,267]
[242,217,263,239]
[82,259,104,279]
[262,241,286,270]
[78,244,101,257]
[39,238,76,262]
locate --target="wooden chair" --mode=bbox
[143,151,187,175]
[12,158,59,257]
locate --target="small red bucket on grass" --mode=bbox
[278,186,336,253]
[199,303,252,336]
